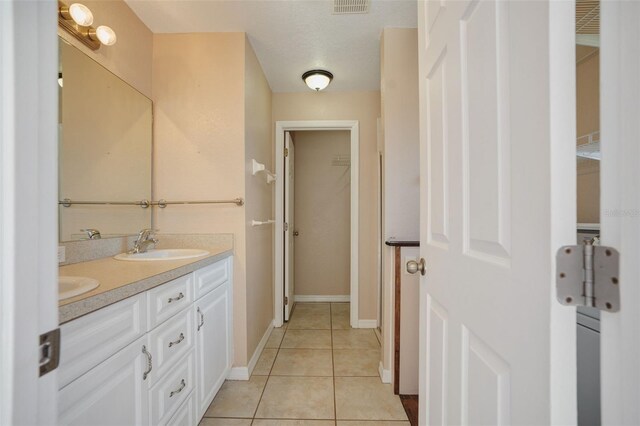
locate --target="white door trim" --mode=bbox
[274,120,359,328]
[1,1,59,424]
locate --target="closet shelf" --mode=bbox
[576,131,601,161]
[252,159,277,183]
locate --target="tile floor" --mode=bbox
[201,303,409,426]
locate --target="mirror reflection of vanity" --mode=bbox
[58,37,152,242]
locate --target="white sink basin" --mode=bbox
[59,276,100,301]
[114,248,210,262]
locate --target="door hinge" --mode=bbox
[556,241,620,312]
[285,296,289,305]
[284,222,289,232]
[284,148,289,158]
[39,328,60,377]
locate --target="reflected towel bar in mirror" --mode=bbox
[59,198,245,208]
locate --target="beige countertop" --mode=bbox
[59,243,233,324]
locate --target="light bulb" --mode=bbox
[68,3,93,26]
[95,26,117,46]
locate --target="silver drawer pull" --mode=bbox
[169,379,186,398]
[142,345,152,380]
[167,292,184,303]
[197,307,204,331]
[168,333,185,348]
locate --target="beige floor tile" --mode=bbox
[333,349,380,376]
[199,419,253,426]
[204,376,268,418]
[281,329,332,349]
[336,422,410,426]
[252,348,278,376]
[294,303,331,312]
[288,310,331,330]
[271,349,333,376]
[265,328,285,349]
[332,330,380,349]
[331,303,350,313]
[331,310,351,330]
[334,377,408,421]
[253,420,335,426]
[255,376,335,419]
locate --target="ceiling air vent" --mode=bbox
[333,0,370,14]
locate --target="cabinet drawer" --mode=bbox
[194,258,229,299]
[166,391,195,426]
[59,293,147,388]
[147,274,194,330]
[147,307,194,386]
[149,350,195,426]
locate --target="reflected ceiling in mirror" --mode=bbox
[59,38,152,242]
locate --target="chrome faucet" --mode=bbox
[81,228,101,240]
[129,228,158,254]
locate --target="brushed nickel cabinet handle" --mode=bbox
[142,345,152,380]
[197,307,204,331]
[167,292,184,303]
[168,333,185,348]
[169,379,186,398]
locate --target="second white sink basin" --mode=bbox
[114,248,210,262]
[59,276,100,301]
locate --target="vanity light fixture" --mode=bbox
[302,70,333,91]
[58,1,117,51]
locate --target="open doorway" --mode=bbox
[274,121,359,328]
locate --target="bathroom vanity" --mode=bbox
[57,247,233,426]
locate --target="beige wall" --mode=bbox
[381,28,420,240]
[244,37,275,360]
[379,28,420,375]
[58,0,153,97]
[576,49,600,223]
[152,33,249,366]
[273,91,381,320]
[292,131,351,297]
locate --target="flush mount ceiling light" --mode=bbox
[302,70,333,91]
[58,1,117,51]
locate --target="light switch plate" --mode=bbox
[58,246,66,263]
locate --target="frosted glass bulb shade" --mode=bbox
[68,3,93,26]
[96,26,117,46]
[302,70,333,91]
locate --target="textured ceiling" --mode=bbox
[124,0,417,92]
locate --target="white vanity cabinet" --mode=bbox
[194,270,233,418]
[58,256,233,426]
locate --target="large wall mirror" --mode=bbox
[59,38,152,242]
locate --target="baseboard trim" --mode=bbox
[379,361,392,384]
[358,319,378,328]
[228,319,275,381]
[294,295,350,303]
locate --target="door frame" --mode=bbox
[274,120,359,328]
[1,1,59,424]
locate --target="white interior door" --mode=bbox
[284,132,295,321]
[0,1,59,424]
[417,1,576,424]
[600,2,640,424]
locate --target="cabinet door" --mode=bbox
[59,336,150,426]
[194,281,232,418]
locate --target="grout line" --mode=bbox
[331,302,338,425]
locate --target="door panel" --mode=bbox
[284,132,295,320]
[417,1,576,424]
[600,2,640,424]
